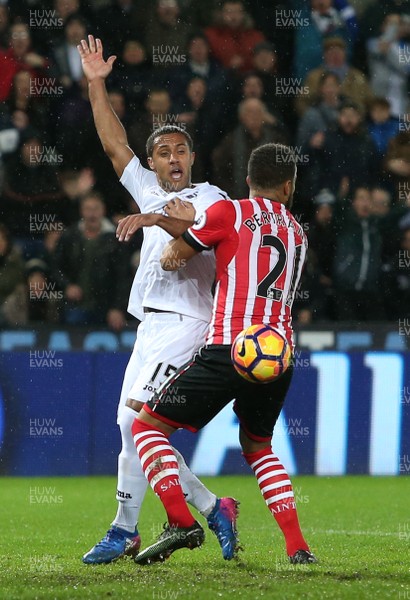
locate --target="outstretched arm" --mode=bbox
[116,199,196,241]
[116,213,194,241]
[78,35,133,178]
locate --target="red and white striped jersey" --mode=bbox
[183,197,307,349]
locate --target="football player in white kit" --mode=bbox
[78,35,239,564]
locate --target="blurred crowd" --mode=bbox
[0,0,409,327]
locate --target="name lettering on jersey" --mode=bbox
[244,211,303,237]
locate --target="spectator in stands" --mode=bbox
[95,0,147,55]
[367,98,400,164]
[205,0,265,73]
[320,101,378,198]
[0,105,19,194]
[241,73,264,101]
[252,41,278,78]
[383,227,410,319]
[297,72,342,152]
[251,42,289,125]
[370,186,394,262]
[52,13,87,89]
[310,189,336,276]
[128,89,174,165]
[7,70,48,136]
[144,0,191,65]
[33,0,90,51]
[23,258,60,323]
[53,191,129,329]
[173,76,221,179]
[54,74,92,167]
[379,183,410,261]
[55,76,126,216]
[295,36,373,117]
[295,71,341,202]
[181,0,221,28]
[240,73,289,137]
[107,89,131,131]
[359,0,410,48]
[296,189,336,324]
[366,13,410,119]
[0,224,25,325]
[109,40,153,115]
[333,186,384,320]
[85,86,133,216]
[371,186,392,217]
[212,97,288,197]
[293,247,329,325]
[293,0,358,80]
[58,167,95,225]
[384,129,410,197]
[302,188,337,321]
[0,21,48,102]
[2,130,63,241]
[54,0,81,25]
[166,32,229,109]
[245,1,294,65]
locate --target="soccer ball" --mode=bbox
[231,324,292,383]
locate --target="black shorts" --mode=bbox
[145,344,293,442]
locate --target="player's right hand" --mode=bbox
[164,198,195,221]
[77,35,116,82]
[116,213,161,242]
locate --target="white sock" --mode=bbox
[173,446,217,517]
[112,406,148,533]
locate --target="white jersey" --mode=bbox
[120,156,228,322]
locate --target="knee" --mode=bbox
[118,405,139,452]
[126,398,144,413]
[239,427,271,455]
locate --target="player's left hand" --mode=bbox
[116,213,161,241]
[164,198,195,221]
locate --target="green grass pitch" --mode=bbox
[1,476,409,599]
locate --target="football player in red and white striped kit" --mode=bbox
[131,143,317,565]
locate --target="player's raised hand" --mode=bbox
[77,35,116,82]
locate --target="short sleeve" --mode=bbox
[192,185,229,218]
[119,155,157,212]
[183,200,236,252]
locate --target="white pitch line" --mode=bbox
[307,529,400,537]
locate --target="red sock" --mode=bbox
[132,419,195,528]
[244,447,309,556]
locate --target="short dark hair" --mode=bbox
[369,96,390,111]
[80,190,105,206]
[146,125,193,157]
[64,12,88,30]
[339,99,361,113]
[187,31,209,47]
[318,71,340,87]
[248,143,297,190]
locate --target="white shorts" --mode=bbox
[117,312,209,421]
